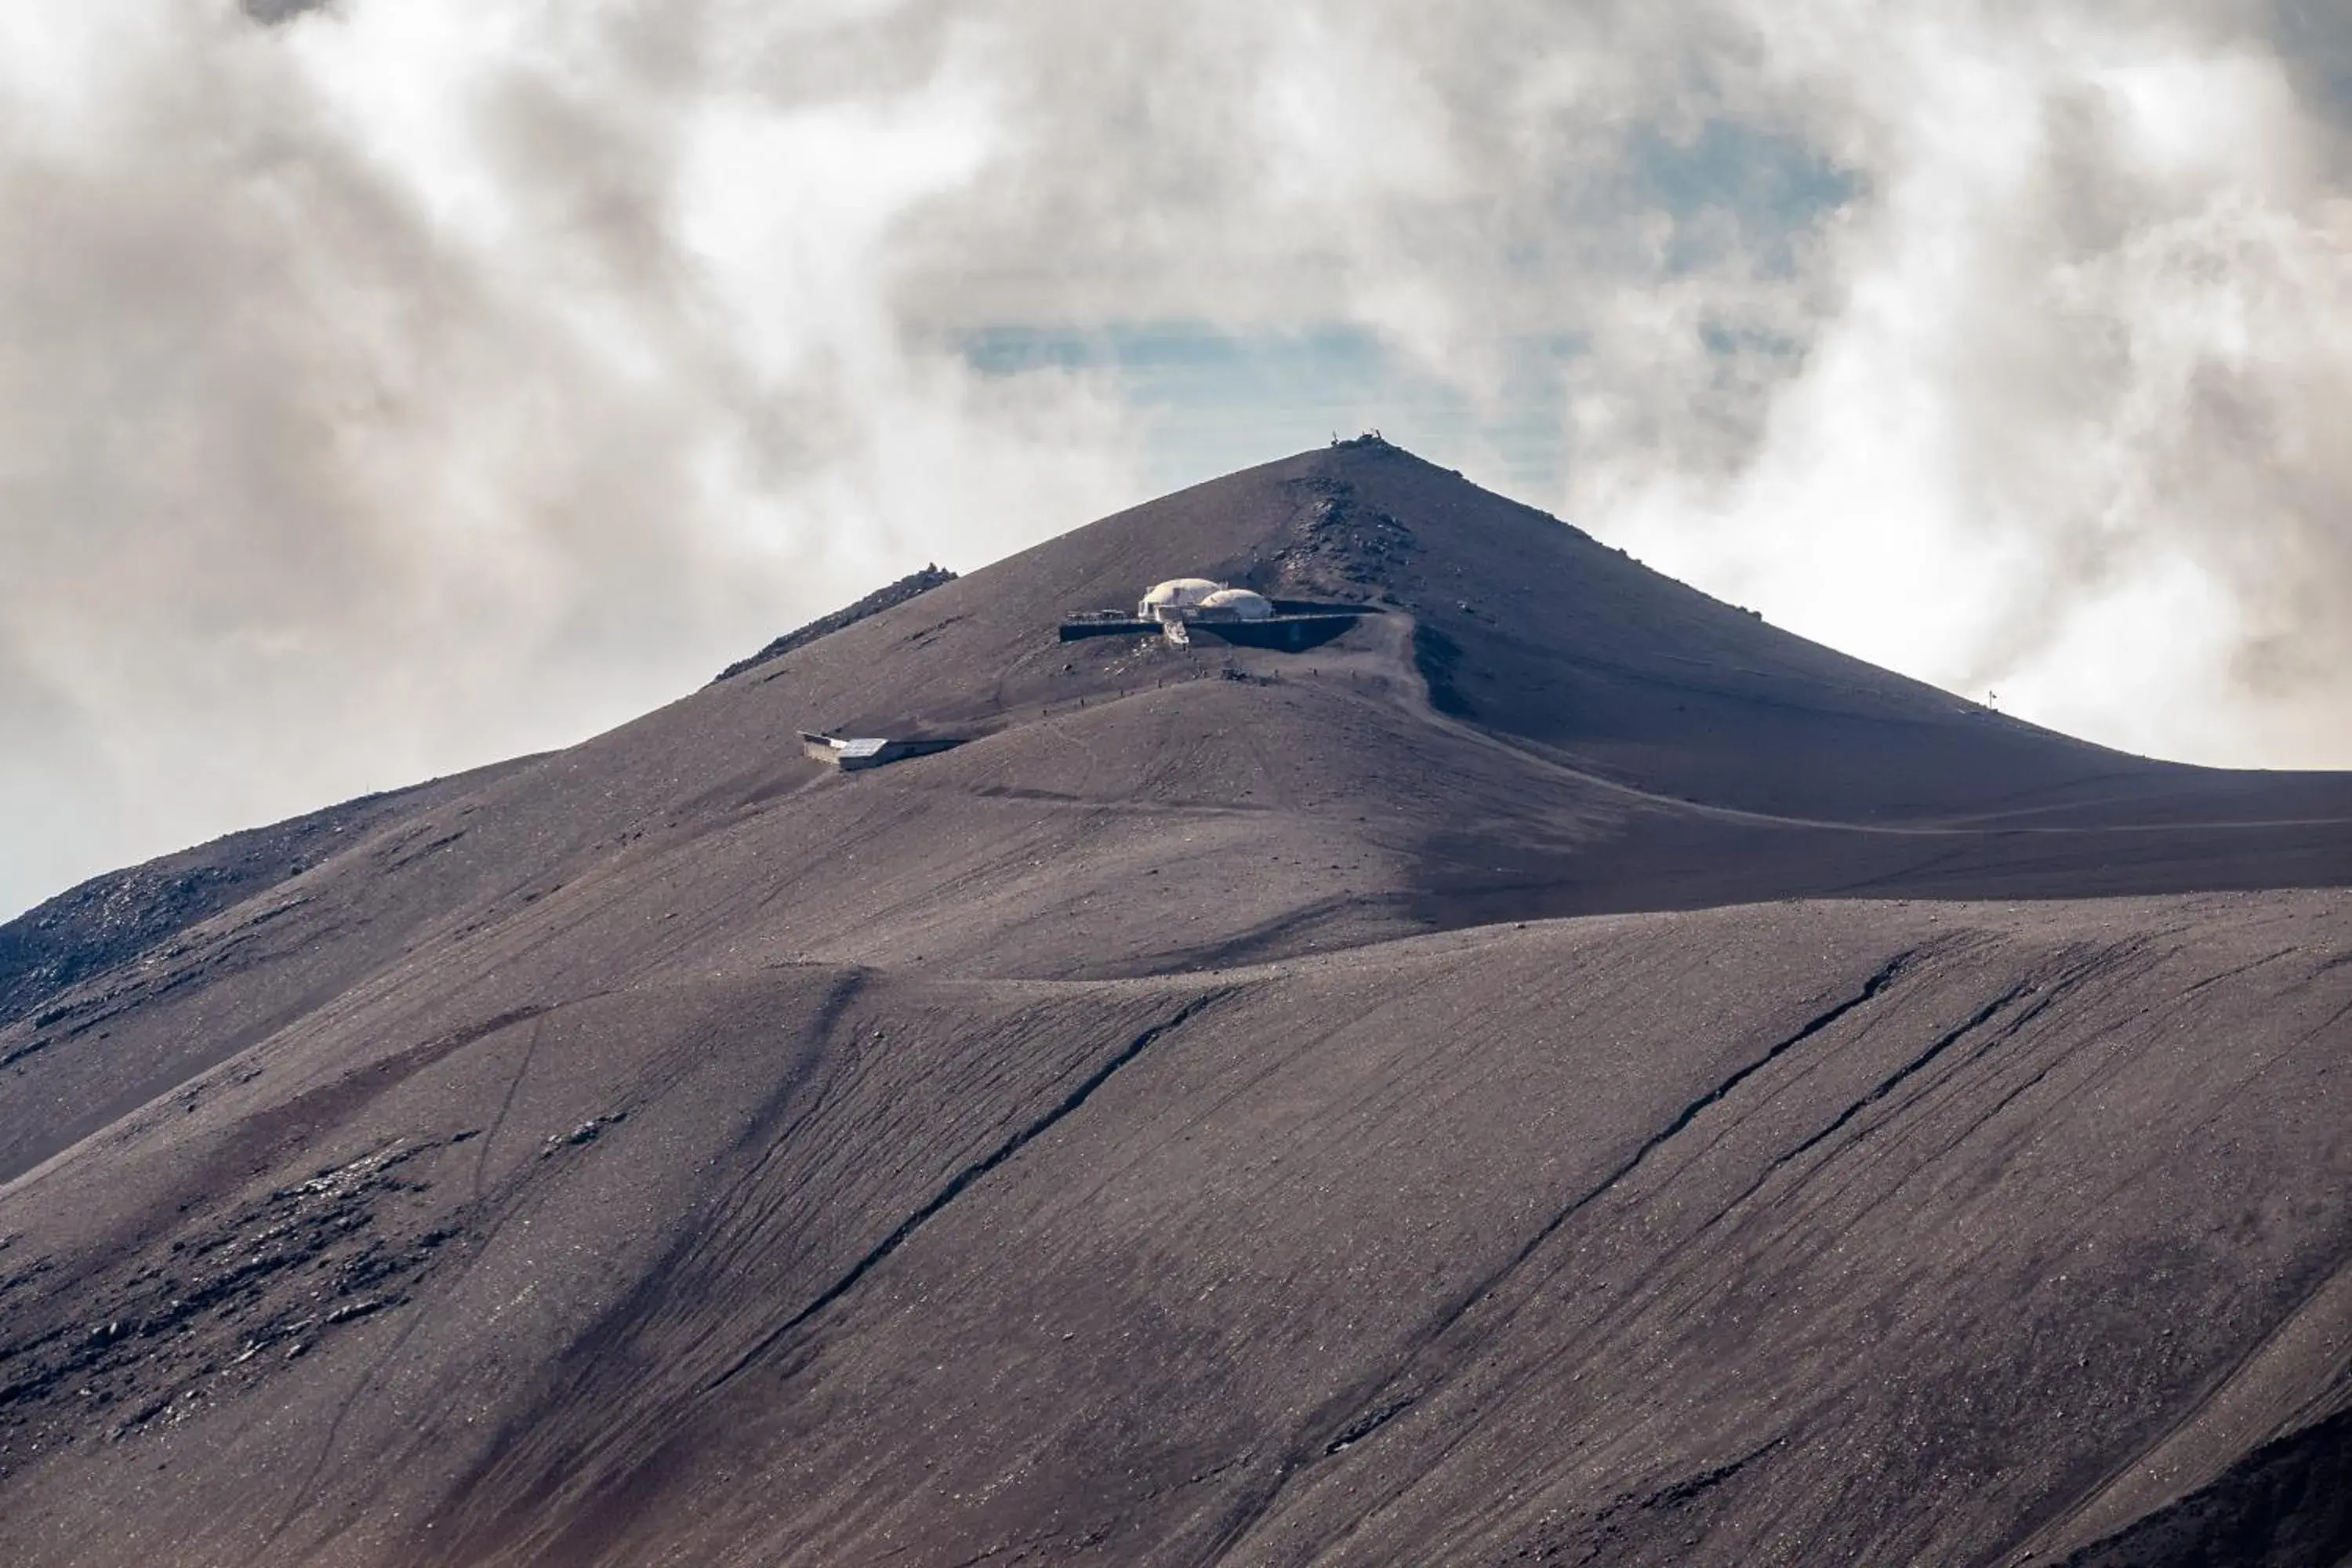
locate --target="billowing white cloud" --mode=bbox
[1598,3,2352,768]
[2,0,2347,915]
[0,0,1144,914]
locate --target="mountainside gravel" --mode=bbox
[1,441,2346,1566]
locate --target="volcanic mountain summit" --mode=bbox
[1,441,2348,1566]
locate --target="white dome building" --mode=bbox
[1058,574,1360,651]
[1138,578,1225,622]
[1194,588,1272,621]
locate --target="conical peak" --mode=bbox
[700,442,2125,826]
[1091,436,1584,609]
[1007,441,2150,815]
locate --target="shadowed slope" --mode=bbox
[2063,1408,2352,1568]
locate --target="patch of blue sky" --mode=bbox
[1624,119,1863,279]
[953,321,1580,497]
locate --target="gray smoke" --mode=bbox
[2,0,2347,916]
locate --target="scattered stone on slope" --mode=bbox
[0,775,503,1036]
[0,1140,469,1458]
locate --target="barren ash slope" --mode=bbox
[2,439,2350,1568]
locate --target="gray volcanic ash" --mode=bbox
[0,441,2347,1567]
